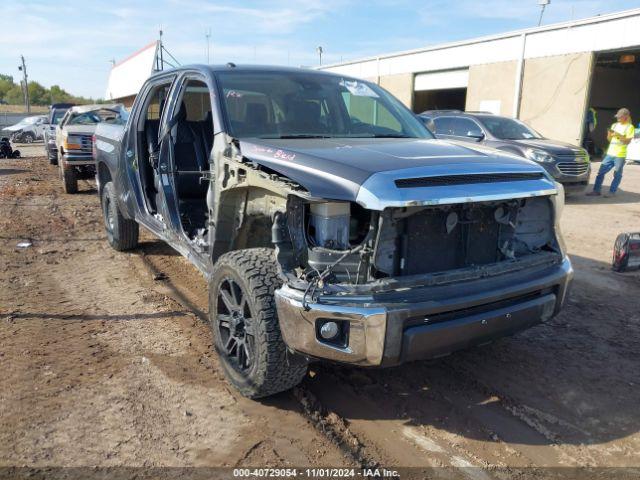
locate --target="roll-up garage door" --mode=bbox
[414,69,469,91]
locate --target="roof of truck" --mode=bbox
[152,64,353,77]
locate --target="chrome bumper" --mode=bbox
[275,257,573,367]
[61,154,95,166]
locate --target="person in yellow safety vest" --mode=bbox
[587,108,635,197]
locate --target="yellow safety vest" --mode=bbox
[607,122,635,158]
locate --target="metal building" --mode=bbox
[319,8,640,151]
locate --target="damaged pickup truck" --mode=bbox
[94,65,572,398]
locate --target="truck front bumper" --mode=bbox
[275,257,572,367]
[61,153,95,167]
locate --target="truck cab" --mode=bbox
[95,65,572,399]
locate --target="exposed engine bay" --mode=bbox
[275,195,561,298]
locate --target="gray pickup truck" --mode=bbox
[94,65,572,398]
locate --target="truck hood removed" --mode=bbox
[239,138,558,208]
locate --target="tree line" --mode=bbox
[0,74,100,106]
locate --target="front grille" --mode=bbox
[557,161,589,176]
[395,172,544,188]
[69,134,93,154]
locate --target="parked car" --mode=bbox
[43,103,75,165]
[56,104,126,193]
[95,65,572,399]
[419,111,591,194]
[2,115,47,143]
[626,126,640,164]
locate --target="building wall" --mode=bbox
[465,61,518,115]
[519,52,593,145]
[377,73,414,109]
[321,10,640,80]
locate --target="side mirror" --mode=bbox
[466,131,485,141]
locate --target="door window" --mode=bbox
[437,117,483,137]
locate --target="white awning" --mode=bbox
[414,69,469,91]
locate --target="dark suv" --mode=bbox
[419,111,590,194]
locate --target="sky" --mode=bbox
[1,0,640,99]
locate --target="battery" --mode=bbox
[612,232,640,272]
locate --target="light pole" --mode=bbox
[538,0,550,26]
[316,46,323,66]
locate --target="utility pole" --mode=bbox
[18,55,30,113]
[316,46,323,66]
[205,28,211,64]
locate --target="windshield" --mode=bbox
[67,109,122,126]
[52,110,67,125]
[480,116,541,140]
[216,71,432,139]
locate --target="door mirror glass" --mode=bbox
[466,130,484,140]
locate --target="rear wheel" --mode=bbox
[209,248,307,398]
[101,181,139,251]
[60,161,78,194]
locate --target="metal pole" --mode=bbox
[206,29,211,63]
[512,33,527,118]
[159,29,164,70]
[538,4,547,26]
[20,55,30,113]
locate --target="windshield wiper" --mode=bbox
[258,134,333,139]
[366,133,412,138]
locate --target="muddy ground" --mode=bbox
[1,147,640,478]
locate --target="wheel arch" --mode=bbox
[96,161,113,197]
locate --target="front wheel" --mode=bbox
[22,133,34,144]
[60,162,78,194]
[101,181,139,251]
[209,248,307,398]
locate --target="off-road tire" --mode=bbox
[209,248,308,398]
[101,181,139,251]
[60,162,78,194]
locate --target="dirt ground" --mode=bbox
[1,147,640,478]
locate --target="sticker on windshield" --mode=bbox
[340,80,379,98]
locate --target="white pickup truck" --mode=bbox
[55,104,126,193]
